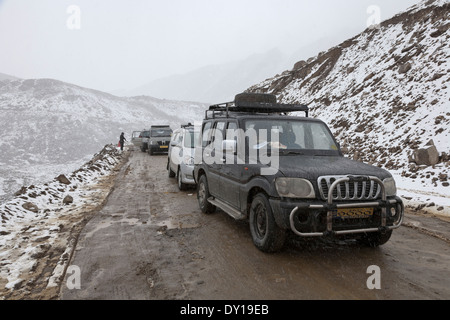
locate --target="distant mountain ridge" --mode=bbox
[0,77,208,202]
[121,49,296,103]
[0,72,20,81]
[246,0,449,188]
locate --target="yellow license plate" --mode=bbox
[160,146,168,149]
[333,208,373,219]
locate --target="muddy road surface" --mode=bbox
[61,149,450,300]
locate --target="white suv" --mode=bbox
[167,124,199,190]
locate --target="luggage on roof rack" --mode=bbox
[206,93,309,119]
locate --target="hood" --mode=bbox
[276,155,392,181]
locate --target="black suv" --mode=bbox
[194,93,404,252]
[148,125,173,155]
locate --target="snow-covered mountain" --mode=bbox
[0,73,19,81]
[247,0,449,190]
[0,78,208,203]
[121,48,295,103]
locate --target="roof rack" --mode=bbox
[205,100,309,119]
[181,123,194,128]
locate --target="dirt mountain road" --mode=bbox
[60,149,450,300]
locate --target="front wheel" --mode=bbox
[197,175,216,214]
[177,168,188,191]
[167,159,175,178]
[249,193,286,253]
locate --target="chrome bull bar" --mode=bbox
[289,176,404,237]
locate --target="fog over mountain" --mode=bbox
[116,49,293,103]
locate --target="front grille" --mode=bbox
[318,175,381,201]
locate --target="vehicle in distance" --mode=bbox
[131,131,142,147]
[148,125,173,155]
[193,93,404,253]
[139,130,151,152]
[167,123,199,190]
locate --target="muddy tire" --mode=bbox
[197,175,216,214]
[357,230,393,247]
[177,168,188,191]
[167,160,175,178]
[249,193,286,253]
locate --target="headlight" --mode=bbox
[183,155,194,165]
[275,178,315,199]
[383,177,397,197]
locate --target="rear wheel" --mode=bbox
[249,193,286,253]
[197,175,216,214]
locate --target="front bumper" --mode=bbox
[271,176,404,237]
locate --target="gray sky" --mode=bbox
[0,0,420,92]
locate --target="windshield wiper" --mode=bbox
[279,150,305,155]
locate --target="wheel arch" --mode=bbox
[246,186,268,214]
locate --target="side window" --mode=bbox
[226,122,238,140]
[202,122,213,148]
[213,121,226,150]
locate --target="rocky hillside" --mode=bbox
[0,78,208,202]
[247,0,449,189]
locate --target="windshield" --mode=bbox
[244,119,338,153]
[151,128,172,137]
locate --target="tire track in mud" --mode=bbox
[60,151,203,299]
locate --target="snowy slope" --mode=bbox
[0,144,124,296]
[0,78,208,203]
[247,0,449,212]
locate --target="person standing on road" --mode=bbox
[119,132,127,152]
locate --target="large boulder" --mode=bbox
[63,195,74,205]
[22,202,39,213]
[413,140,439,166]
[56,174,71,185]
[398,62,412,74]
[293,60,307,70]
